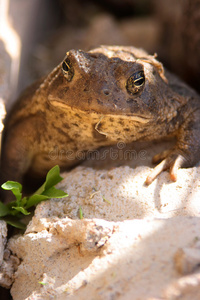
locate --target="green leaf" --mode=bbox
[6,200,19,210]
[33,182,46,197]
[1,181,22,192]
[34,165,63,195]
[0,216,26,230]
[38,282,48,286]
[0,165,68,229]
[25,194,49,209]
[44,165,63,190]
[1,181,22,202]
[12,206,30,215]
[42,187,68,198]
[0,201,10,217]
[79,206,83,219]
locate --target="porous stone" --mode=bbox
[0,221,11,288]
[8,215,200,300]
[7,161,200,300]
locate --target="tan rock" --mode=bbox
[7,161,200,299]
[8,215,200,300]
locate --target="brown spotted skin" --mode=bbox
[1,46,200,198]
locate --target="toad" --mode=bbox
[1,46,200,194]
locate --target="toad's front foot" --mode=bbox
[145,152,187,185]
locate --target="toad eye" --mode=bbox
[126,70,145,95]
[61,57,74,82]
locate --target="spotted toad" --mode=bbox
[1,46,200,196]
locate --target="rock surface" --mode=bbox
[0,221,10,288]
[7,157,200,299]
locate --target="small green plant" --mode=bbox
[0,165,68,229]
[38,281,48,286]
[79,206,83,219]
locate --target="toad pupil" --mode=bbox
[62,61,69,72]
[133,71,145,86]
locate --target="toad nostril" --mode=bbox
[103,89,110,96]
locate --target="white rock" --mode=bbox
[7,164,200,300]
[8,216,200,300]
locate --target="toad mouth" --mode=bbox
[48,97,152,124]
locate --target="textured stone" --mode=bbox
[9,216,200,300]
[7,159,200,299]
[0,221,12,288]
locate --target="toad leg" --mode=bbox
[146,109,200,184]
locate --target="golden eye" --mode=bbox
[61,57,74,82]
[126,70,145,94]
